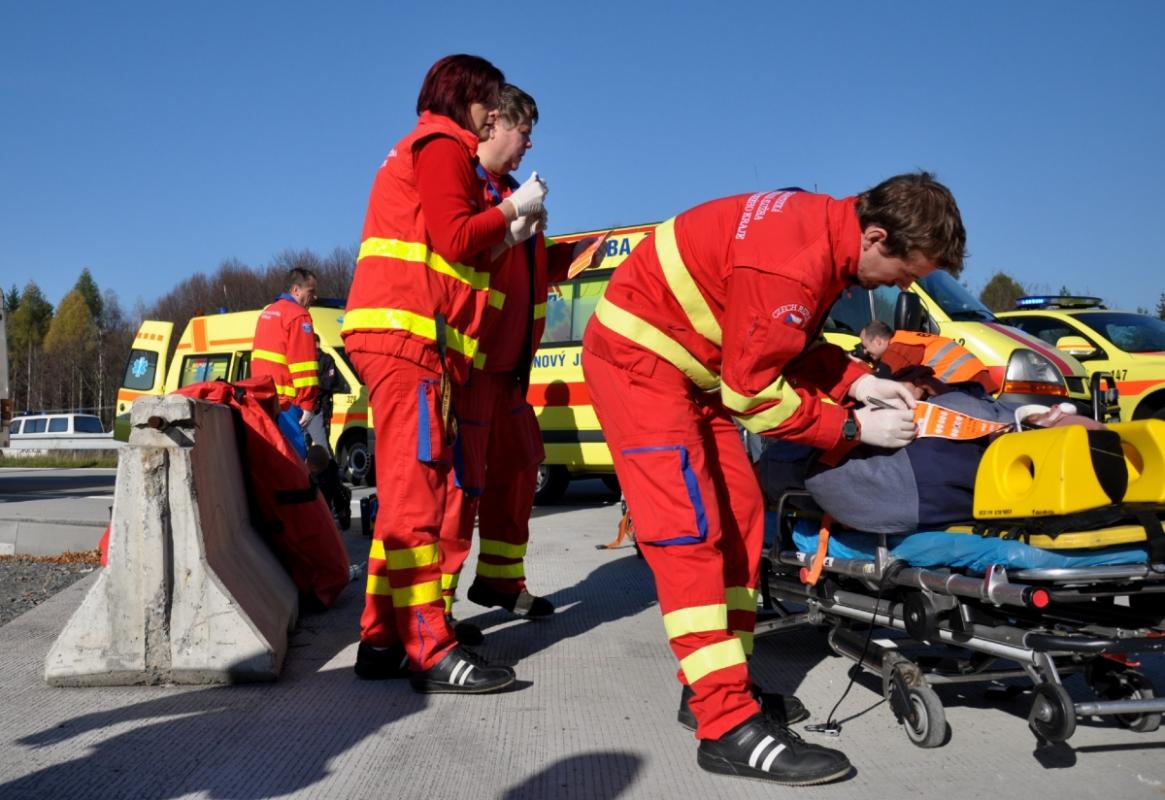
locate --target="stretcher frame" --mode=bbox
[760,491,1165,747]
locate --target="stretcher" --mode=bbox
[761,419,1165,748]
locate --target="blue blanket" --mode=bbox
[784,517,1150,573]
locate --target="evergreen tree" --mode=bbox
[3,284,18,313]
[74,268,104,322]
[7,283,54,410]
[1156,292,1165,321]
[979,271,1027,312]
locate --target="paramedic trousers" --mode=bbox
[439,370,545,613]
[350,351,457,671]
[582,347,764,740]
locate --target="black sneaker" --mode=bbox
[677,684,810,731]
[409,646,515,694]
[697,713,851,785]
[354,641,409,680]
[467,582,555,617]
[447,615,484,646]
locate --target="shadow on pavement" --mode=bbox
[499,751,643,800]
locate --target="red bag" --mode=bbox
[176,377,350,608]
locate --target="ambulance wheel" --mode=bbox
[1108,670,1160,733]
[340,435,374,486]
[895,684,947,748]
[534,465,569,505]
[600,475,621,495]
[1028,683,1076,743]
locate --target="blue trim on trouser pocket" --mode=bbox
[622,444,708,545]
[417,379,436,462]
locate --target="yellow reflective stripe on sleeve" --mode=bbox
[654,217,722,346]
[533,302,547,320]
[292,376,320,388]
[489,290,506,310]
[359,237,492,292]
[275,385,297,398]
[252,348,287,365]
[594,298,719,390]
[288,360,318,373]
[734,630,755,656]
[440,572,459,590]
[369,540,386,561]
[385,543,439,570]
[392,580,442,607]
[726,586,759,611]
[721,376,803,434]
[341,308,485,369]
[679,638,747,685]
[478,539,527,559]
[366,575,392,596]
[475,561,526,579]
[662,604,728,640]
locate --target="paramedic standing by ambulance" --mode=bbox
[252,267,320,427]
[582,173,966,785]
[439,85,601,631]
[343,55,547,694]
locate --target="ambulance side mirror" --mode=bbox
[894,292,926,332]
[1055,335,1098,360]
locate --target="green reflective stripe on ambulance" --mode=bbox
[655,217,722,346]
[358,237,492,292]
[594,298,719,391]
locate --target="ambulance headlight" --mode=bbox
[1001,348,1068,397]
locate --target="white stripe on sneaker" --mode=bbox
[748,735,775,768]
[450,660,467,684]
[459,664,474,685]
[760,743,786,772]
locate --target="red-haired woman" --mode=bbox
[344,54,547,694]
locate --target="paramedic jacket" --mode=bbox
[584,190,871,451]
[252,293,319,412]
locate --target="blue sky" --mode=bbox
[2,1,1163,314]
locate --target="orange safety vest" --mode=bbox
[881,331,1000,393]
[252,295,319,411]
[343,112,499,385]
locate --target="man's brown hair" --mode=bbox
[856,172,967,276]
[496,84,538,129]
[287,267,317,289]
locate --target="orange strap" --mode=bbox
[799,514,832,585]
[600,511,634,550]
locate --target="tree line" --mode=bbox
[4,246,356,428]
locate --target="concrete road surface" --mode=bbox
[2,492,1165,799]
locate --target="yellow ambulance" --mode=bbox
[114,301,376,484]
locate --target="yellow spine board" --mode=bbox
[1109,419,1165,504]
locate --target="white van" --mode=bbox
[8,413,116,450]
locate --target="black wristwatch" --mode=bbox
[842,410,860,442]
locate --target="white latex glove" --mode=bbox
[847,374,916,409]
[509,171,547,216]
[854,405,917,449]
[492,212,546,258]
[299,408,315,429]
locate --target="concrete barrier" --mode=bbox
[45,394,298,686]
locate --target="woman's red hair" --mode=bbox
[416,54,504,133]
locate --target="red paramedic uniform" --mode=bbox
[343,112,507,670]
[438,167,572,611]
[252,294,319,412]
[582,190,870,739]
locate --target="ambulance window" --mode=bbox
[122,349,159,391]
[179,354,231,387]
[871,286,899,326]
[1005,316,1081,349]
[572,278,607,341]
[826,287,872,334]
[541,283,575,345]
[234,352,251,381]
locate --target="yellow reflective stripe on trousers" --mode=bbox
[288,360,317,374]
[726,586,758,612]
[679,638,747,684]
[359,237,491,292]
[476,561,525,579]
[533,301,547,320]
[292,376,320,388]
[734,630,755,656]
[654,217,722,346]
[253,348,287,365]
[342,308,486,370]
[662,604,728,640]
[479,539,527,559]
[366,574,392,597]
[369,540,386,561]
[440,572,459,590]
[489,289,506,310]
[721,375,803,434]
[385,543,440,570]
[393,580,442,607]
[594,298,719,390]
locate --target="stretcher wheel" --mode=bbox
[1111,671,1161,733]
[1028,683,1076,743]
[892,682,948,748]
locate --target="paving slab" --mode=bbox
[2,495,1165,799]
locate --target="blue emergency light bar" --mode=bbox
[1015,295,1105,310]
